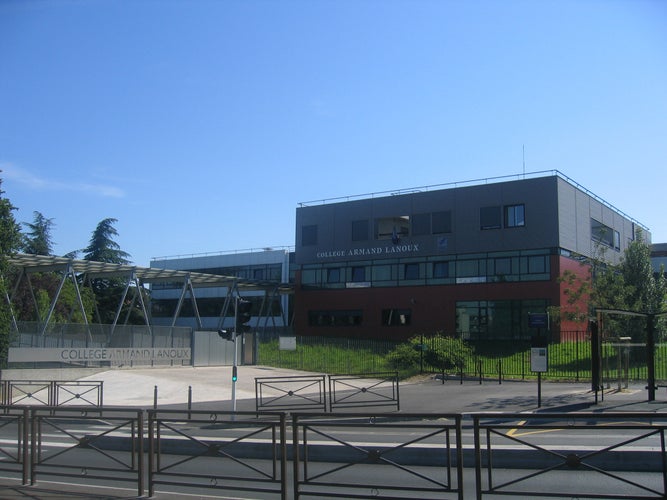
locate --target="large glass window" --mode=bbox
[456,299,549,340]
[505,204,525,227]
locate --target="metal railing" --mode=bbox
[255,373,400,413]
[255,375,328,412]
[30,406,144,497]
[292,412,464,499]
[328,372,400,411]
[147,409,287,499]
[0,406,29,485]
[2,380,103,407]
[472,412,667,499]
[0,407,665,499]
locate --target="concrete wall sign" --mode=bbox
[8,347,191,363]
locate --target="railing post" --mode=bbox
[473,415,482,500]
[148,410,155,498]
[292,414,300,500]
[137,410,144,497]
[22,407,29,485]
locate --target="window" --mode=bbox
[480,206,501,230]
[457,259,480,277]
[372,265,393,282]
[326,268,341,283]
[456,299,549,340]
[404,263,420,280]
[302,225,318,246]
[309,310,363,327]
[433,261,449,278]
[253,268,264,280]
[494,257,512,276]
[591,219,615,248]
[351,220,369,241]
[375,216,410,241]
[528,255,547,273]
[614,230,621,251]
[505,204,525,228]
[351,266,366,282]
[411,213,430,236]
[382,309,412,326]
[432,211,452,234]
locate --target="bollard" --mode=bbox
[153,385,158,409]
[187,385,192,419]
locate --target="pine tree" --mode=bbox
[21,211,55,255]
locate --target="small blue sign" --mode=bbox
[529,313,549,328]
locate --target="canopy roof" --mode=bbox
[8,253,293,293]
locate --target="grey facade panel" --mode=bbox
[295,176,565,265]
[296,174,648,266]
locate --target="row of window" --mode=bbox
[307,299,548,340]
[151,297,282,318]
[301,204,525,246]
[151,264,284,290]
[301,250,551,288]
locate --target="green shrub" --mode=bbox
[424,334,472,372]
[386,342,421,371]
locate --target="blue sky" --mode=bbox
[1,0,665,267]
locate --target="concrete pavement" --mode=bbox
[75,364,667,414]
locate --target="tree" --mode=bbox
[82,218,131,264]
[21,211,55,255]
[620,231,666,315]
[81,218,144,324]
[0,177,23,366]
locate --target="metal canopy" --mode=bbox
[8,253,293,293]
[6,253,293,337]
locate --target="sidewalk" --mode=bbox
[78,364,667,414]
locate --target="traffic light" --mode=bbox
[232,365,238,382]
[218,329,234,341]
[235,298,252,333]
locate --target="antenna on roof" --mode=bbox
[522,144,526,178]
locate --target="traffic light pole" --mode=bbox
[231,297,238,412]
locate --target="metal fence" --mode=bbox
[472,412,667,499]
[257,331,667,383]
[254,373,400,413]
[2,380,103,407]
[0,406,666,499]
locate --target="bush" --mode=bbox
[424,334,472,373]
[386,342,421,371]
